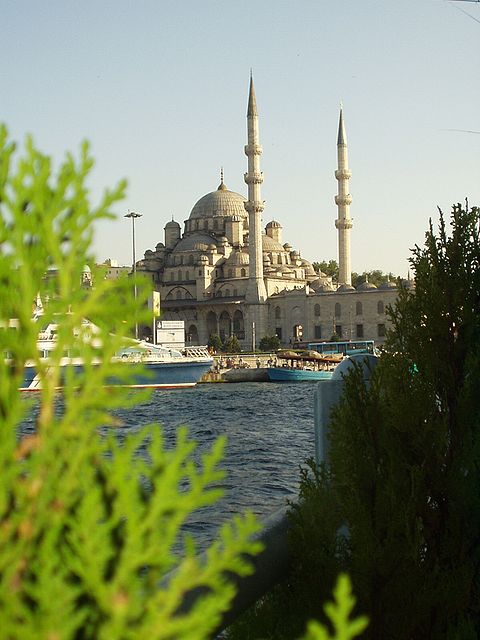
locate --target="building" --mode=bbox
[137,77,402,348]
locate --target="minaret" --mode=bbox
[335,105,353,286]
[244,74,267,303]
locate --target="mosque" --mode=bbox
[136,77,400,348]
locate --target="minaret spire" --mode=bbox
[244,74,267,303]
[335,105,353,286]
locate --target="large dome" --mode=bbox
[189,181,247,220]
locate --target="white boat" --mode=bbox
[15,317,213,391]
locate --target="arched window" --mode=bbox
[170,271,174,281]
[203,220,208,229]
[228,269,233,278]
[377,300,384,314]
[314,304,321,317]
[335,303,341,318]
[177,270,182,281]
[188,254,194,265]
[233,288,238,296]
[217,290,222,297]
[185,271,190,280]
[213,219,218,230]
[225,289,230,297]
[176,290,182,300]
[356,301,363,316]
[275,306,281,320]
[241,268,246,277]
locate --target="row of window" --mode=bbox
[169,268,248,281]
[273,301,386,320]
[308,324,386,340]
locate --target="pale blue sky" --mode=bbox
[2,0,479,276]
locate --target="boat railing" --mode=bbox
[184,346,211,358]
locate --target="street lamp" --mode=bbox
[125,210,142,339]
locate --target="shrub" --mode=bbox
[292,203,480,639]
[0,126,261,639]
[259,335,280,352]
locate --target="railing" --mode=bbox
[164,505,291,635]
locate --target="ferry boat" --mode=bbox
[15,318,213,391]
[266,350,341,383]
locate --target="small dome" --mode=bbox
[262,234,285,252]
[155,242,165,250]
[283,243,292,251]
[336,284,355,292]
[310,278,334,293]
[356,280,378,291]
[266,220,282,229]
[165,220,180,229]
[379,279,397,290]
[189,183,247,220]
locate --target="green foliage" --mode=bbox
[223,334,241,353]
[312,260,338,279]
[329,333,341,342]
[292,203,480,639]
[0,126,262,639]
[258,335,280,352]
[351,270,398,288]
[311,260,398,287]
[300,575,368,640]
[208,333,223,353]
[226,572,367,640]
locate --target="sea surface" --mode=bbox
[23,381,318,550]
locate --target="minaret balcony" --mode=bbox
[335,169,352,180]
[244,201,265,214]
[335,219,353,230]
[244,172,264,185]
[335,194,353,206]
[244,144,263,156]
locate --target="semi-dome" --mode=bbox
[262,234,285,252]
[172,233,216,253]
[225,250,249,266]
[189,181,247,220]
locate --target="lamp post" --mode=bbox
[125,211,142,339]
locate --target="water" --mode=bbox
[23,382,318,549]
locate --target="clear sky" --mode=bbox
[2,0,479,277]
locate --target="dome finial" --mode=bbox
[218,167,227,190]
